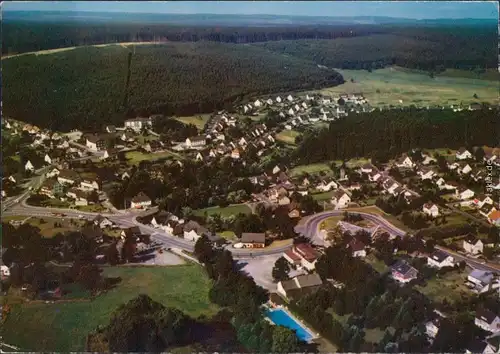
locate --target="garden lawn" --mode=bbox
[312,191,336,202]
[275,129,300,145]
[2,265,218,352]
[193,204,252,218]
[416,270,471,304]
[289,163,332,177]
[1,216,84,238]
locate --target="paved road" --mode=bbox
[295,209,407,246]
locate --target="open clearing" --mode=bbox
[125,150,177,165]
[193,203,252,218]
[312,66,499,108]
[275,129,300,145]
[174,115,211,131]
[2,265,218,352]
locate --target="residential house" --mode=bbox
[254,99,262,107]
[121,226,142,240]
[287,94,294,102]
[487,210,500,227]
[276,274,323,300]
[456,187,475,200]
[143,140,163,153]
[183,221,208,242]
[418,167,436,181]
[422,155,437,165]
[475,308,500,333]
[475,195,495,209]
[130,192,152,209]
[360,163,375,174]
[369,170,382,182]
[316,180,338,192]
[44,154,52,165]
[463,234,484,254]
[426,311,446,340]
[124,117,152,132]
[278,195,291,205]
[240,233,266,248]
[456,148,473,160]
[427,250,455,268]
[331,190,351,209]
[422,203,440,218]
[105,125,117,133]
[231,149,241,160]
[185,136,206,149]
[348,238,367,257]
[25,160,34,172]
[86,134,107,151]
[57,170,80,185]
[93,215,113,229]
[480,205,497,218]
[288,108,295,116]
[80,177,101,191]
[39,179,64,198]
[395,154,415,169]
[66,188,90,206]
[283,243,320,271]
[276,96,282,103]
[466,270,499,293]
[465,337,500,354]
[121,132,135,143]
[390,260,418,283]
[459,163,473,175]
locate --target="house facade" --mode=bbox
[391,260,418,283]
[463,235,484,254]
[283,243,319,271]
[423,203,440,218]
[475,309,500,333]
[130,192,152,209]
[240,233,266,248]
[124,117,152,132]
[427,250,455,268]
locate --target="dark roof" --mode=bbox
[58,169,80,181]
[105,125,117,133]
[476,308,498,324]
[349,238,366,252]
[464,233,480,244]
[188,136,207,142]
[391,260,417,276]
[122,226,141,238]
[86,133,107,143]
[241,233,266,244]
[457,147,468,154]
[430,250,450,263]
[183,221,207,234]
[295,273,323,288]
[131,192,151,203]
[466,339,488,353]
[93,214,109,224]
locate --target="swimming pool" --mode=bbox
[265,307,314,342]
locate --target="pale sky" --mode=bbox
[3,1,499,19]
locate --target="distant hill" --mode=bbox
[2,42,344,131]
[3,11,497,26]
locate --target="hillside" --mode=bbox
[253,30,497,71]
[2,42,344,131]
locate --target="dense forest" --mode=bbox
[2,43,343,130]
[294,107,500,164]
[254,29,498,71]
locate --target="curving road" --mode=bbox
[294,209,407,246]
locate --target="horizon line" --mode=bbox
[2,9,496,21]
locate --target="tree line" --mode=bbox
[294,107,499,164]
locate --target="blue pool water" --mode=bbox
[265,308,313,342]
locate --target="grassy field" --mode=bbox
[125,150,177,165]
[289,162,332,177]
[416,270,471,304]
[318,215,343,230]
[218,230,236,240]
[1,216,84,238]
[174,115,211,131]
[364,253,388,274]
[312,190,336,203]
[2,265,218,352]
[275,129,300,145]
[193,204,252,218]
[312,66,499,108]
